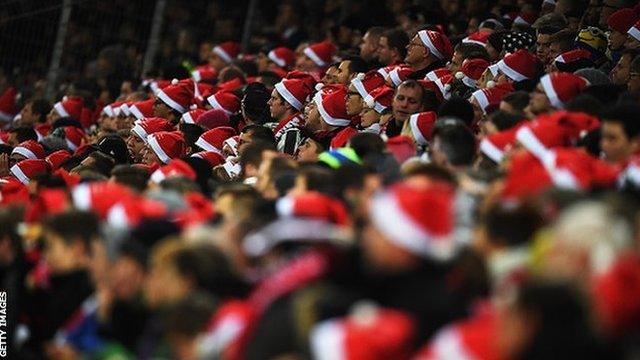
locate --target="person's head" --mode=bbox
[360,26,385,61]
[377,29,409,65]
[239,124,276,149]
[431,123,476,169]
[295,136,325,162]
[526,82,554,116]
[179,123,204,153]
[629,56,640,93]
[438,97,475,128]
[610,50,637,85]
[78,151,116,177]
[499,91,530,116]
[8,126,37,147]
[256,155,296,200]
[349,132,386,159]
[239,140,277,179]
[111,164,150,192]
[43,210,100,275]
[548,30,577,61]
[484,110,525,135]
[600,103,640,163]
[268,88,296,121]
[18,98,51,126]
[346,82,364,116]
[599,0,637,29]
[242,83,271,124]
[126,130,146,163]
[392,80,426,122]
[536,26,561,64]
[335,56,367,85]
[153,97,182,123]
[449,42,490,73]
[291,164,335,195]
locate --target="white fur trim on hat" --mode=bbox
[628,26,640,42]
[191,70,202,82]
[418,30,445,60]
[350,75,369,98]
[479,138,504,163]
[147,134,171,164]
[107,204,130,229]
[65,139,77,151]
[181,112,195,124]
[11,146,37,160]
[315,96,351,127]
[194,137,223,155]
[303,47,326,67]
[207,94,233,115]
[275,81,303,110]
[540,74,563,109]
[10,164,30,185]
[488,64,499,77]
[131,123,149,142]
[516,125,548,160]
[156,89,186,113]
[389,68,403,86]
[471,89,490,114]
[53,102,69,117]
[213,46,233,64]
[409,115,428,146]
[497,59,527,82]
[268,50,286,68]
[129,105,144,120]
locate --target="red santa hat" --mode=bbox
[628,20,640,42]
[10,159,48,185]
[147,131,187,164]
[191,151,226,167]
[212,41,240,64]
[62,126,86,151]
[363,86,394,114]
[106,196,167,229]
[275,78,312,111]
[417,30,453,61]
[285,70,318,90]
[303,41,338,67]
[377,65,398,79]
[497,49,538,82]
[387,66,414,87]
[129,99,155,120]
[0,87,17,122]
[310,305,416,360]
[455,58,490,88]
[350,71,386,99]
[45,150,72,170]
[207,90,240,115]
[539,73,589,109]
[513,11,538,27]
[607,8,640,34]
[470,83,514,114]
[462,31,490,47]
[131,117,174,143]
[409,112,437,146]
[315,85,351,127]
[191,65,218,82]
[479,125,521,163]
[12,140,45,160]
[424,67,451,82]
[553,49,594,69]
[515,111,600,158]
[156,81,194,114]
[53,96,84,120]
[268,47,296,69]
[195,126,237,155]
[150,159,196,184]
[180,108,206,124]
[369,182,457,261]
[72,181,135,219]
[276,191,351,226]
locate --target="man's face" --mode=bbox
[345,84,363,116]
[448,51,464,73]
[296,138,321,162]
[126,133,146,162]
[430,136,450,168]
[268,89,288,120]
[153,99,173,119]
[469,96,484,124]
[335,60,352,85]
[143,145,162,165]
[405,35,427,66]
[536,33,552,63]
[601,121,635,163]
[322,66,338,85]
[44,233,78,275]
[611,54,632,85]
[525,83,553,117]
[377,36,394,65]
[18,103,37,126]
[628,70,640,93]
[359,107,379,128]
[208,53,227,71]
[199,42,213,63]
[608,30,627,52]
[392,85,423,122]
[305,105,323,132]
[360,31,378,61]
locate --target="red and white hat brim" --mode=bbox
[539,74,563,109]
[213,46,233,64]
[53,102,69,117]
[147,135,172,164]
[207,94,234,115]
[268,50,286,68]
[315,97,351,127]
[303,47,326,67]
[479,138,504,163]
[10,164,30,185]
[497,59,528,82]
[628,26,640,42]
[131,124,149,142]
[156,89,186,113]
[11,146,37,160]
[275,81,303,110]
[418,30,445,60]
[194,137,223,155]
[409,115,428,146]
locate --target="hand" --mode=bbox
[0,153,10,177]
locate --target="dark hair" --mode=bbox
[44,210,100,249]
[630,55,640,74]
[30,98,52,123]
[564,94,603,117]
[111,165,150,192]
[433,124,476,166]
[256,71,281,90]
[52,117,83,130]
[297,164,335,195]
[365,26,386,39]
[537,25,562,36]
[239,140,276,176]
[438,97,475,128]
[219,65,247,84]
[179,123,205,150]
[87,151,116,177]
[349,132,385,158]
[403,162,457,186]
[342,56,368,74]
[242,82,272,124]
[602,103,640,140]
[482,201,543,247]
[164,291,218,338]
[399,79,440,110]
[236,59,258,77]
[488,110,525,131]
[241,124,276,145]
[10,126,37,143]
[0,144,12,156]
[502,91,530,114]
[381,29,410,59]
[181,156,213,196]
[453,42,491,62]
[549,29,577,52]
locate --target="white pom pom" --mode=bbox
[62,96,68,102]
[355,73,365,81]
[364,95,375,109]
[455,71,465,80]
[486,80,496,88]
[315,82,325,91]
[171,78,179,85]
[190,104,198,110]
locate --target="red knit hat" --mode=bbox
[628,19,640,42]
[191,151,226,167]
[129,99,155,120]
[315,85,351,127]
[539,73,589,109]
[191,64,218,82]
[156,81,194,114]
[53,96,84,120]
[194,108,231,130]
[268,47,296,69]
[418,30,453,61]
[424,67,451,81]
[479,125,521,163]
[72,181,135,219]
[276,191,351,226]
[363,86,394,114]
[310,306,416,360]
[0,87,17,122]
[275,78,312,111]
[147,131,187,164]
[212,41,240,64]
[388,66,414,87]
[62,126,86,151]
[10,159,48,185]
[150,159,197,184]
[455,58,490,88]
[418,75,455,101]
[45,150,72,170]
[409,111,437,146]
[607,8,639,33]
[470,83,514,114]
[350,70,386,99]
[195,126,237,154]
[369,181,457,261]
[206,90,240,115]
[497,49,538,81]
[12,140,45,160]
[515,111,600,158]
[462,31,490,47]
[303,41,338,67]
[131,117,174,143]
[180,108,206,124]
